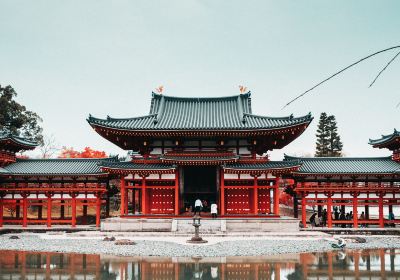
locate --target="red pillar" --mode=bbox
[378,194,384,228]
[46,197,52,228]
[273,179,280,215]
[82,200,88,224]
[174,170,179,215]
[253,176,258,215]
[220,169,225,216]
[0,198,3,227]
[96,194,101,228]
[120,177,125,216]
[141,176,147,215]
[22,197,28,227]
[353,195,358,228]
[301,194,307,228]
[71,197,77,228]
[327,195,332,228]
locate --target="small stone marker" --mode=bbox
[354,237,367,243]
[115,239,135,245]
[103,236,116,241]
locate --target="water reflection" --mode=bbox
[0,249,399,279]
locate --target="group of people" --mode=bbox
[309,207,396,228]
[193,198,218,218]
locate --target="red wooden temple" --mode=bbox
[288,129,400,228]
[87,92,312,218]
[0,91,399,229]
[0,130,114,228]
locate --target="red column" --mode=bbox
[22,197,28,227]
[327,194,332,228]
[301,194,307,228]
[174,170,179,215]
[141,176,147,215]
[378,194,384,228]
[253,176,258,215]
[273,179,280,215]
[353,194,358,228]
[0,198,3,227]
[46,197,52,228]
[71,197,77,228]
[220,170,225,216]
[120,177,125,216]
[96,194,101,228]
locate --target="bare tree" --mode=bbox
[39,134,59,158]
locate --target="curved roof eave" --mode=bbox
[87,117,313,133]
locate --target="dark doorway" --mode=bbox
[183,166,217,212]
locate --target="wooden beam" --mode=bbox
[120,177,125,216]
[327,194,332,228]
[96,194,101,228]
[301,194,307,228]
[71,197,77,228]
[22,197,28,227]
[46,198,52,228]
[174,170,179,215]
[253,176,258,215]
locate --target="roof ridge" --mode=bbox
[151,91,251,101]
[88,114,157,122]
[369,128,400,144]
[285,155,393,160]
[244,112,312,120]
[16,157,117,162]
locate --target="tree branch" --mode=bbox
[282,45,400,109]
[369,50,400,88]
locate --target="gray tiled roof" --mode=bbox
[88,92,312,131]
[2,157,118,176]
[0,167,9,174]
[0,130,38,148]
[369,129,400,146]
[224,160,301,171]
[284,155,400,175]
[100,161,176,171]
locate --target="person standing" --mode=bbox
[359,211,365,228]
[211,203,218,219]
[194,198,203,215]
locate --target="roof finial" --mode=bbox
[238,85,248,94]
[155,85,164,94]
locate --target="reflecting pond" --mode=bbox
[0,249,399,279]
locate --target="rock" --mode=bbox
[9,236,19,239]
[115,239,136,245]
[103,236,116,241]
[354,237,367,243]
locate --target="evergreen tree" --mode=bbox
[315,112,329,156]
[0,85,43,143]
[315,113,343,157]
[326,115,343,157]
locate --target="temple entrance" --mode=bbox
[183,166,217,213]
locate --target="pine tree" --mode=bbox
[315,112,329,156]
[326,115,343,157]
[315,113,343,157]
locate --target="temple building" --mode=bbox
[289,129,400,228]
[0,91,399,229]
[87,92,312,217]
[0,131,114,228]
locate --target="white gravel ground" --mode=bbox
[0,233,400,257]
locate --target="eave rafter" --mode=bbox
[223,166,301,176]
[89,121,312,152]
[100,166,176,176]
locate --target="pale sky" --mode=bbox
[0,1,399,160]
